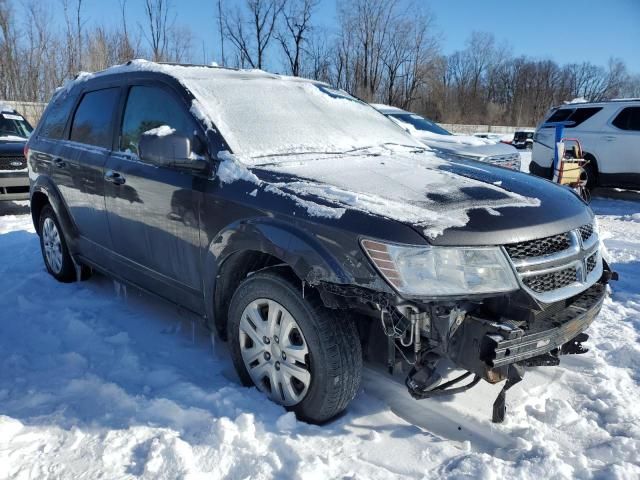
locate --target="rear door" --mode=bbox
[103,83,205,313]
[53,87,121,264]
[608,106,640,182]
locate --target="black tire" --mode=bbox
[38,204,76,282]
[583,155,598,190]
[228,271,362,423]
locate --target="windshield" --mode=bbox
[183,76,421,163]
[387,113,452,136]
[0,111,33,139]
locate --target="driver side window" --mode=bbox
[120,85,195,157]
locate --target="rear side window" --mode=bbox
[70,88,120,148]
[120,85,195,156]
[544,107,602,128]
[612,107,640,131]
[39,93,76,140]
[546,108,572,123]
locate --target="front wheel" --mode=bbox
[228,271,362,423]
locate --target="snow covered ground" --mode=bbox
[1,173,639,478]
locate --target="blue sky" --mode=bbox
[51,0,640,72]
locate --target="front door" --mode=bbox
[103,84,205,313]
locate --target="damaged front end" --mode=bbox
[319,222,617,423]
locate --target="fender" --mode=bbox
[203,217,364,328]
[30,176,79,251]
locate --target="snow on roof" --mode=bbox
[0,102,16,113]
[63,60,415,161]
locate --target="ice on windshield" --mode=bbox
[183,75,420,161]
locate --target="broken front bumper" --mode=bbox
[450,282,606,380]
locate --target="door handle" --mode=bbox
[104,170,126,185]
[602,135,616,142]
[52,158,66,168]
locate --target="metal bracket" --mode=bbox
[492,363,525,423]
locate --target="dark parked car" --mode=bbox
[0,104,32,201]
[512,129,535,150]
[27,61,614,423]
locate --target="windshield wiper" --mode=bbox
[252,145,385,165]
[381,142,428,152]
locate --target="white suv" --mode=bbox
[530,99,640,189]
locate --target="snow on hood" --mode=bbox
[217,149,540,238]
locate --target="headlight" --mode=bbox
[361,239,519,296]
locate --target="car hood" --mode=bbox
[413,133,518,158]
[245,150,591,245]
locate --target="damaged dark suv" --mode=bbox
[27,61,615,423]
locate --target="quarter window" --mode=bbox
[69,88,120,148]
[120,86,195,156]
[612,107,640,131]
[544,107,602,128]
[39,93,76,140]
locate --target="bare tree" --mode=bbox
[223,0,283,69]
[143,0,172,61]
[275,0,317,76]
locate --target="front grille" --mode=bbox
[579,223,594,242]
[0,156,26,170]
[504,223,600,302]
[586,253,597,273]
[505,232,571,259]
[523,267,578,293]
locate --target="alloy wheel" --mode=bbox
[42,217,63,274]
[239,298,311,406]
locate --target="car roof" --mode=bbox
[63,59,330,93]
[369,103,408,115]
[554,98,640,109]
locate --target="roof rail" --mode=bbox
[152,61,239,72]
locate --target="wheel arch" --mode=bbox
[30,178,78,245]
[204,219,354,338]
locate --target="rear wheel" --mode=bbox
[582,155,598,190]
[228,271,362,423]
[38,205,76,282]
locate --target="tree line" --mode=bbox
[2,0,638,126]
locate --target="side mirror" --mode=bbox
[138,128,209,173]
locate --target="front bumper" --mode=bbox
[0,170,29,201]
[450,281,606,379]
